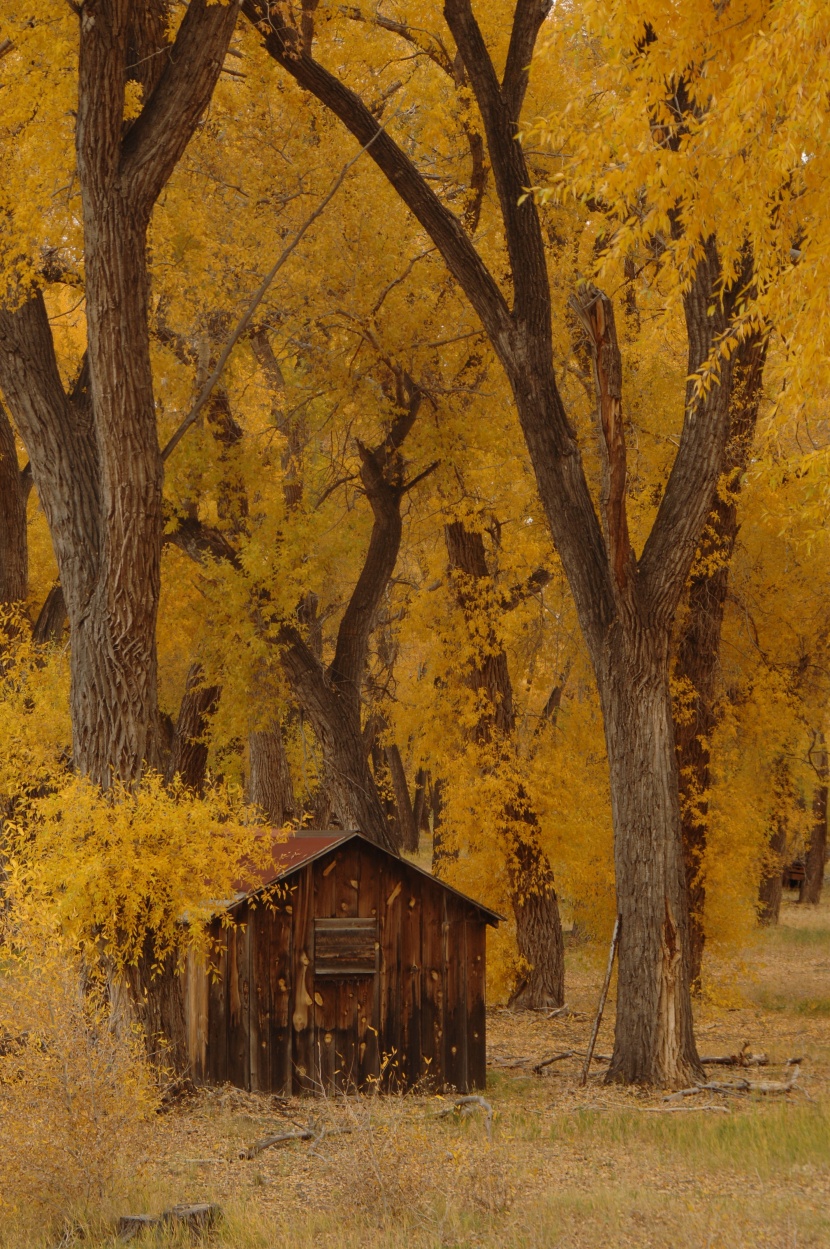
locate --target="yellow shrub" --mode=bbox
[0,914,159,1241]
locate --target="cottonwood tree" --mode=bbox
[0,0,240,785]
[237,0,757,1084]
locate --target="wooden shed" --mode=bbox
[184,830,500,1095]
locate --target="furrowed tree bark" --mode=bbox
[0,1,240,1078]
[0,403,27,608]
[445,519,564,1009]
[242,0,748,1083]
[674,326,767,984]
[800,732,828,905]
[0,0,240,787]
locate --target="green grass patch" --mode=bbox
[547,1102,830,1177]
[768,925,830,947]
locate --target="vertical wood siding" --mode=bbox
[185,841,489,1094]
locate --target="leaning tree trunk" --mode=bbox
[386,743,419,852]
[800,733,828,905]
[674,327,767,984]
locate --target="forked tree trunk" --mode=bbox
[0,1,239,787]
[248,724,296,826]
[800,734,828,906]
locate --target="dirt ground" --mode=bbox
[113,893,830,1248]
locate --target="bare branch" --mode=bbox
[162,136,381,462]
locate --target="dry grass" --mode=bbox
[7,893,830,1249]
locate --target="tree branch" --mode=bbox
[0,291,101,600]
[442,0,549,328]
[161,134,381,462]
[119,0,241,216]
[240,1,512,348]
[501,0,551,120]
[569,286,632,589]
[638,239,736,624]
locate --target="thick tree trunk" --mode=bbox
[123,941,189,1076]
[600,626,702,1085]
[0,404,27,607]
[800,734,827,905]
[165,663,220,795]
[675,329,767,984]
[248,724,296,826]
[506,828,565,1009]
[0,1,238,788]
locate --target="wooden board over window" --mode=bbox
[314,917,378,976]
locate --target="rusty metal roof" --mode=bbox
[230,829,502,925]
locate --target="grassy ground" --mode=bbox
[12,894,830,1248]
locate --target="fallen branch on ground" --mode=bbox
[437,1095,493,1141]
[700,1042,768,1067]
[533,1049,612,1075]
[238,1125,352,1160]
[665,1064,804,1103]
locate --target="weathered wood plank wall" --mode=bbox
[186,840,489,1095]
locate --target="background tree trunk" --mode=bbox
[386,743,419,852]
[445,520,565,1009]
[674,327,767,985]
[165,663,220,795]
[248,724,296,826]
[800,732,828,905]
[32,585,67,644]
[759,823,786,925]
[0,404,27,608]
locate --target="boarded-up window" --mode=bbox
[314,918,378,976]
